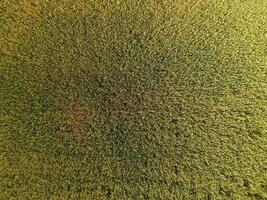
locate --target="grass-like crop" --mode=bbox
[1,0,266,199]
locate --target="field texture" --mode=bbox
[1,0,267,199]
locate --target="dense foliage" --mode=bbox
[1,0,266,199]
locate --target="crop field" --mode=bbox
[0,0,266,199]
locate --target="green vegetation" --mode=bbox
[1,0,266,199]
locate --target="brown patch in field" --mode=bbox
[66,102,96,139]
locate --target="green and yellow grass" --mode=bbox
[1,0,266,199]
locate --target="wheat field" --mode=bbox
[1,0,266,199]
